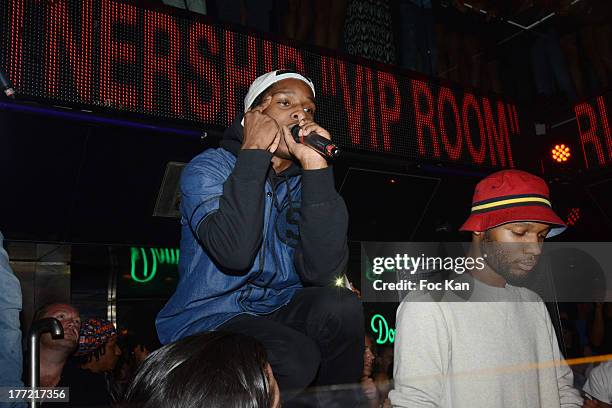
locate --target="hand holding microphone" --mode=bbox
[281,120,340,170]
[289,122,340,159]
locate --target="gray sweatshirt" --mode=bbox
[389,279,583,407]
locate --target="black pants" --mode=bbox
[219,286,365,406]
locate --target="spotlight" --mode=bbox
[551,144,571,163]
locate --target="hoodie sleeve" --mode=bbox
[181,149,271,273]
[294,166,349,286]
[0,231,25,393]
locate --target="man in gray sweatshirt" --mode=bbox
[390,169,583,407]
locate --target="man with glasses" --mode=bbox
[157,70,363,405]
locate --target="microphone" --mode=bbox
[291,125,340,159]
[0,70,15,98]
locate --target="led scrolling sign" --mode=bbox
[1,0,519,167]
[574,93,612,169]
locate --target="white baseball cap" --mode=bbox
[243,69,316,113]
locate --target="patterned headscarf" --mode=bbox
[74,318,117,356]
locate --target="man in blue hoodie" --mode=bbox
[156,70,363,403]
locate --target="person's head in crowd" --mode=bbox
[243,69,316,161]
[363,335,376,378]
[110,330,153,395]
[582,361,612,408]
[35,302,81,352]
[74,318,122,373]
[375,345,394,378]
[362,335,383,405]
[34,302,81,387]
[123,331,280,408]
[116,328,158,363]
[460,170,566,286]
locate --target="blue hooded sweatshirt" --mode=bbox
[156,117,349,344]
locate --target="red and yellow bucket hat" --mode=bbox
[460,170,566,237]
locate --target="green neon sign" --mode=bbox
[370,314,396,345]
[130,247,179,283]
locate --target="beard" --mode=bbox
[480,232,536,286]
